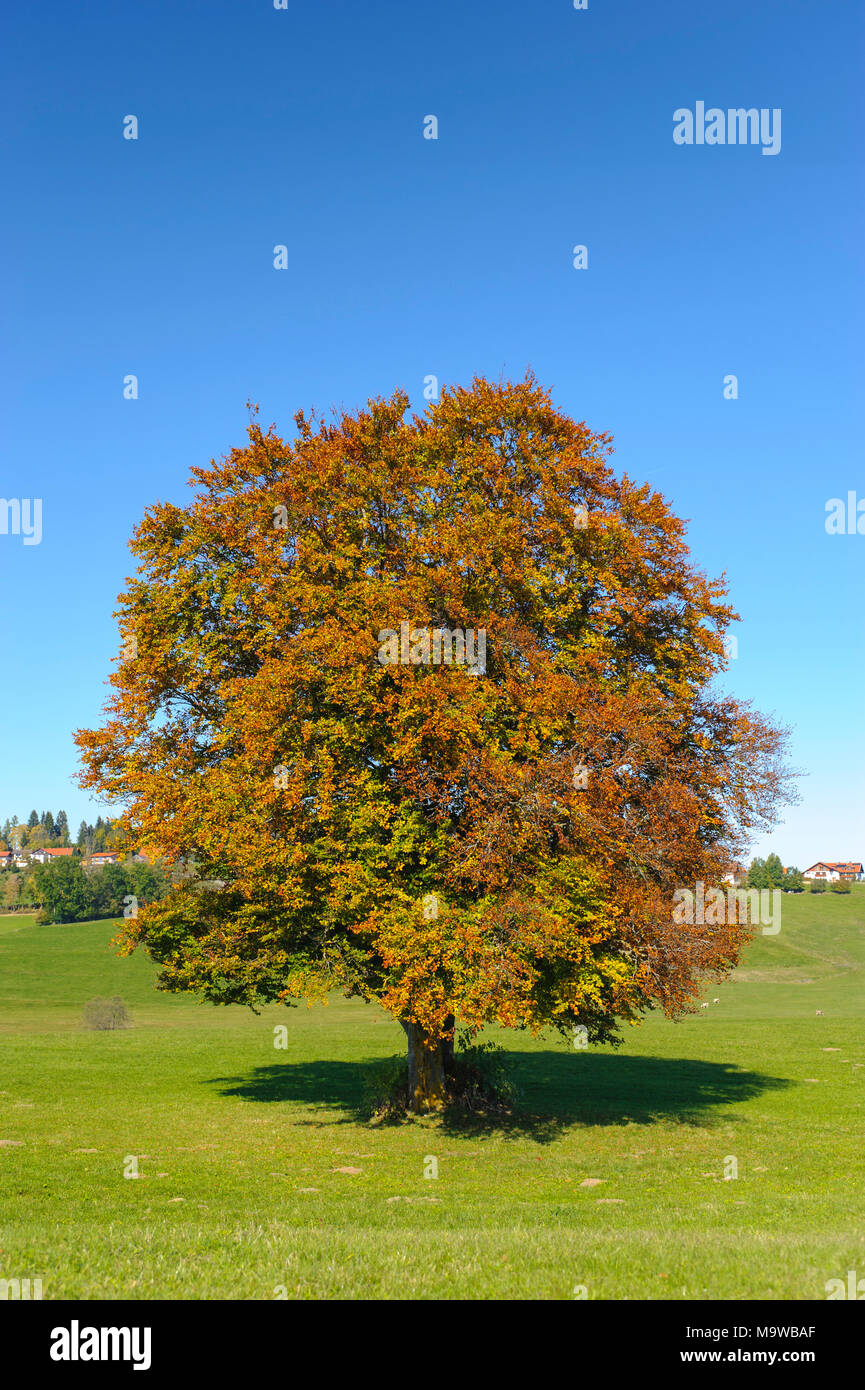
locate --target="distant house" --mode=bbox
[28,847,74,865]
[803,861,863,883]
[89,851,121,867]
[723,863,747,886]
[0,850,13,870]
[134,844,173,869]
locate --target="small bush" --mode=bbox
[449,1034,522,1113]
[810,880,826,893]
[831,880,851,894]
[82,996,132,1030]
[34,909,52,924]
[363,1056,409,1119]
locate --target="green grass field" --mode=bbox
[1,889,863,1300]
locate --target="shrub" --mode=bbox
[831,880,852,894]
[449,1034,522,1113]
[82,996,132,1030]
[810,880,826,893]
[362,1055,409,1119]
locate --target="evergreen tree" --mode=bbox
[27,810,39,829]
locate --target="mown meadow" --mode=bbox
[1,888,862,1299]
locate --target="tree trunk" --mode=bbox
[442,1015,455,1074]
[402,1020,448,1112]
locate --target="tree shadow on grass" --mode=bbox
[208,1051,792,1144]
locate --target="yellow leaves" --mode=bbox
[282,968,331,1008]
[361,867,638,1041]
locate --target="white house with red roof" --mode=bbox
[28,847,75,865]
[803,861,863,882]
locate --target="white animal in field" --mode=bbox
[816,1009,824,1016]
[700,1002,709,1009]
[713,998,720,1004]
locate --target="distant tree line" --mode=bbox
[31,858,172,924]
[746,854,852,894]
[0,811,122,854]
[747,854,803,891]
[74,817,124,855]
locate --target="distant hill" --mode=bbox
[719,883,865,1019]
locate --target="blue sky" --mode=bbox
[1,0,862,865]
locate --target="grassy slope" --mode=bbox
[0,889,863,1299]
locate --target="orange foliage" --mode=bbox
[76,374,794,1059]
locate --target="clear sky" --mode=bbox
[1,0,862,865]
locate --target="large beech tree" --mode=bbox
[77,375,792,1109]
